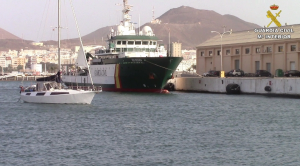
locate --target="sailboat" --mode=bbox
[20,0,100,104]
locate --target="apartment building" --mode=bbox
[170,42,182,57]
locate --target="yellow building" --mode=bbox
[196,24,300,75]
[32,42,44,46]
[12,57,26,69]
[170,42,182,57]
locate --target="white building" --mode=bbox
[31,64,42,73]
[0,56,6,68]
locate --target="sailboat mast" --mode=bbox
[58,0,61,71]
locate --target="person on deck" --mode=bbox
[56,70,62,89]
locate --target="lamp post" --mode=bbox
[168,29,170,57]
[211,27,232,77]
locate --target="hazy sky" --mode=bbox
[0,0,299,41]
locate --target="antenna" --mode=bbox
[152,6,155,21]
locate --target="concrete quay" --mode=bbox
[0,76,45,81]
[172,77,300,97]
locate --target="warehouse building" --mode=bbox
[196,24,300,75]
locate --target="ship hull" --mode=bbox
[62,57,182,92]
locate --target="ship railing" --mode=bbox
[67,85,102,92]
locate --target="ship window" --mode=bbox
[153,42,156,45]
[135,48,141,52]
[116,48,121,52]
[122,41,126,45]
[128,48,133,52]
[142,41,148,45]
[128,41,134,45]
[117,41,121,45]
[150,41,152,45]
[135,41,141,45]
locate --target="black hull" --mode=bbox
[63,57,182,92]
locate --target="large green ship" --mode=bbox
[62,0,182,92]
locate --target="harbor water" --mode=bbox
[1,81,300,165]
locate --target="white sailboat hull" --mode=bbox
[20,89,97,104]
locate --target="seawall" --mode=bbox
[0,76,45,81]
[172,77,300,97]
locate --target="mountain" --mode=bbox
[141,6,260,49]
[0,28,21,40]
[0,6,261,51]
[80,6,261,49]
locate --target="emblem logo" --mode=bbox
[266,4,281,27]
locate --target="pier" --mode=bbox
[171,77,300,97]
[0,75,46,81]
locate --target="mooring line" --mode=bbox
[144,60,203,77]
[144,60,175,71]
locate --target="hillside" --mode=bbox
[0,28,21,40]
[144,6,260,49]
[0,6,261,51]
[80,6,261,49]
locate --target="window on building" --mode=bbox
[291,45,296,51]
[217,50,221,55]
[245,48,250,54]
[235,49,240,54]
[122,41,126,45]
[201,51,204,56]
[135,41,141,45]
[256,47,260,53]
[226,50,230,55]
[266,47,272,53]
[142,41,148,45]
[209,51,212,56]
[278,46,283,52]
[117,41,121,45]
[152,42,156,45]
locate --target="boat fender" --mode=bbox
[161,89,169,93]
[226,84,240,94]
[265,86,271,92]
[19,86,24,93]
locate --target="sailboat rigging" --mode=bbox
[19,0,101,104]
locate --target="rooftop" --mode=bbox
[197,24,300,48]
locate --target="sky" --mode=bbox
[0,0,299,41]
